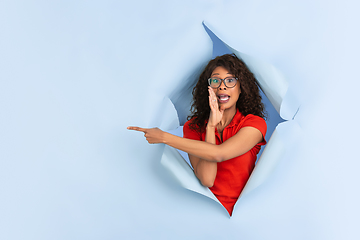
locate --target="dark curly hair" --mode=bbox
[188,54,266,131]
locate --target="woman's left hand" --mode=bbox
[127,126,165,144]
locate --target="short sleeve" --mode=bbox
[183,119,202,141]
[242,114,267,145]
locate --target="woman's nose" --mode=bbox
[218,80,227,90]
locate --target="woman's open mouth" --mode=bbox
[217,94,230,103]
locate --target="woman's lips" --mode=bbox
[217,94,230,103]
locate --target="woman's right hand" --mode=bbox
[208,87,224,128]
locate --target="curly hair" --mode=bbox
[188,54,266,131]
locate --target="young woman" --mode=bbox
[128,54,267,216]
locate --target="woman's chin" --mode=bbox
[219,102,236,110]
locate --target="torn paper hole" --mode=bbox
[160,23,301,216]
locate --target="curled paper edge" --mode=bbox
[160,145,221,205]
[239,120,302,198]
[227,45,297,120]
[202,22,300,121]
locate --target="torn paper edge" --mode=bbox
[239,119,302,198]
[160,145,221,205]
[159,24,302,214]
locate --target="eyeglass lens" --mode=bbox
[208,78,237,88]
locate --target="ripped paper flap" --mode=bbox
[161,145,220,204]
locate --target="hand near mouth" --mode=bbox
[208,87,225,129]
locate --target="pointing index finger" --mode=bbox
[127,126,147,132]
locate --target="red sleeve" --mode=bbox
[242,114,267,145]
[183,119,202,141]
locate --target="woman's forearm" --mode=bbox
[163,130,222,162]
[193,126,217,187]
[128,126,222,161]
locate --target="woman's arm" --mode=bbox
[127,125,263,163]
[189,125,217,187]
[168,126,263,162]
[187,87,221,187]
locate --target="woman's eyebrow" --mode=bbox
[211,73,233,77]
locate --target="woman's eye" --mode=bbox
[212,79,219,83]
[227,78,234,82]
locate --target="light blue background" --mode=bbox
[1,1,360,239]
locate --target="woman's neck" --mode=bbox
[218,105,237,131]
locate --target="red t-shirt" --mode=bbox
[183,110,267,216]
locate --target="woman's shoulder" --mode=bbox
[183,117,203,139]
[183,117,205,131]
[240,113,267,136]
[183,117,196,129]
[231,111,266,127]
[243,113,266,123]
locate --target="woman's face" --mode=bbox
[210,66,241,110]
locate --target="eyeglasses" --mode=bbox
[208,77,238,89]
